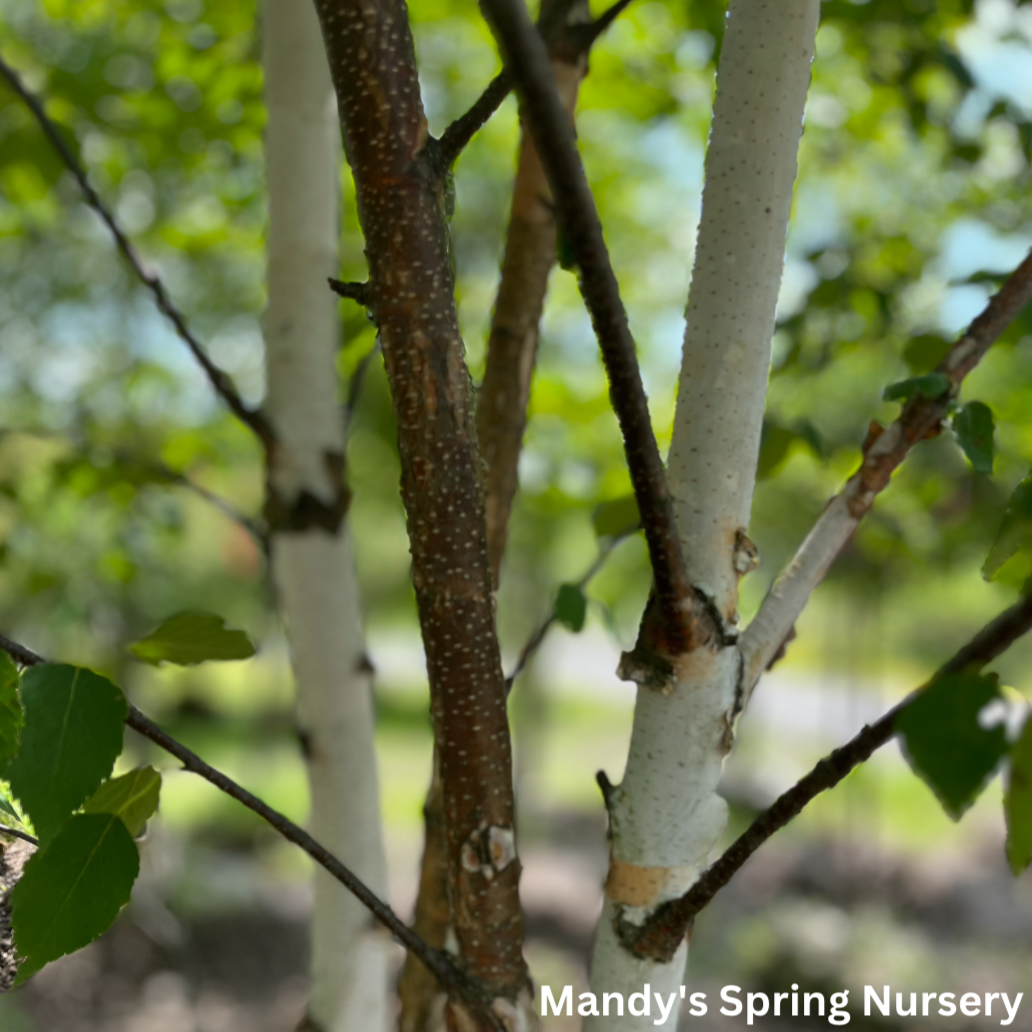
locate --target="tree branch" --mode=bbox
[479,0,710,654]
[0,825,37,848]
[582,0,636,47]
[312,0,530,1015]
[123,454,266,546]
[505,534,625,691]
[436,72,513,170]
[475,0,591,587]
[0,428,265,550]
[400,5,636,1019]
[0,52,274,453]
[0,633,499,1022]
[328,278,370,307]
[434,0,634,172]
[741,249,1032,691]
[622,590,1032,962]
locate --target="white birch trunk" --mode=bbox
[587,3,820,1027]
[262,2,389,1030]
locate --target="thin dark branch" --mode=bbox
[434,0,636,176]
[121,705,480,1004]
[939,249,1032,381]
[436,72,512,169]
[0,635,492,1019]
[0,634,43,668]
[505,535,624,692]
[585,0,636,44]
[328,278,370,307]
[0,53,274,453]
[624,591,1032,962]
[0,824,38,847]
[1,429,264,547]
[479,0,708,653]
[134,457,266,546]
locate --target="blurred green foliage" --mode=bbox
[0,0,1031,778]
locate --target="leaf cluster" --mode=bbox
[895,668,1032,876]
[0,610,253,984]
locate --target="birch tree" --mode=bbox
[261,0,389,1028]
[2,1,1032,1031]
[586,4,822,1022]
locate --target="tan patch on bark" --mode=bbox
[604,860,695,908]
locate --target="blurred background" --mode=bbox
[2,0,1032,1028]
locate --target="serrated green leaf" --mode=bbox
[4,665,127,844]
[0,652,23,769]
[11,813,139,984]
[1005,718,1032,875]
[953,401,994,474]
[882,372,952,403]
[0,782,24,826]
[592,494,640,538]
[128,612,256,666]
[895,672,1008,820]
[983,473,1032,581]
[82,767,161,838]
[555,584,587,633]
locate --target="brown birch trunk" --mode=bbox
[311,2,531,1026]
[399,8,590,1028]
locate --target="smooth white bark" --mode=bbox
[587,3,820,1028]
[262,2,389,1030]
[740,492,859,695]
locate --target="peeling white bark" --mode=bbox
[587,3,820,1028]
[262,2,389,1030]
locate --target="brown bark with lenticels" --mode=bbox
[399,16,591,1028]
[401,6,623,1024]
[311,0,529,1016]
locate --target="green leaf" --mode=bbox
[882,372,952,403]
[128,612,256,666]
[895,672,1009,820]
[953,401,995,474]
[0,652,23,769]
[555,584,587,633]
[0,782,25,827]
[983,473,1032,581]
[592,494,640,538]
[11,813,139,984]
[4,665,127,844]
[82,767,161,838]
[1005,718,1032,875]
